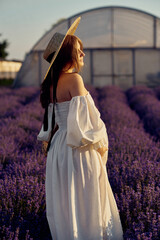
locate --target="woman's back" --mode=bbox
[50,72,88,103]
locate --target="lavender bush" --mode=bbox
[126,85,160,141]
[0,85,160,239]
[153,85,160,100]
[98,86,160,239]
[0,87,40,119]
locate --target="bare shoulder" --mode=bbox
[68,73,88,97]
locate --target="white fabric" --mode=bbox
[41,92,123,240]
[37,103,53,142]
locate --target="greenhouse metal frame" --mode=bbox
[14,6,160,89]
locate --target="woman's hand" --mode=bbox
[42,124,59,156]
[97,146,108,157]
[42,141,49,156]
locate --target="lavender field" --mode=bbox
[0,85,160,240]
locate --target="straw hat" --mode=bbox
[43,17,81,81]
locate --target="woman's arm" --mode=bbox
[42,124,59,156]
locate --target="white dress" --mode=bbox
[38,92,123,240]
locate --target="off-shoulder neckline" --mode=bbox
[54,91,90,105]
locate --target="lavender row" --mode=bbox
[0,87,40,119]
[97,85,160,240]
[0,96,44,165]
[125,85,160,141]
[0,94,51,239]
[1,85,160,239]
[153,85,160,100]
[0,86,39,99]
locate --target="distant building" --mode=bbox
[14,6,160,89]
[0,59,22,79]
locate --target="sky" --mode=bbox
[1,0,160,61]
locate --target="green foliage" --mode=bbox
[0,34,9,59]
[0,78,14,86]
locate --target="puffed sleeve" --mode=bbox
[37,103,53,142]
[66,92,109,154]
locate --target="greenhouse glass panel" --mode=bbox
[41,54,50,82]
[70,9,112,48]
[93,76,112,87]
[33,21,69,51]
[113,8,154,47]
[16,52,39,87]
[156,18,160,48]
[81,50,91,84]
[30,52,39,86]
[114,76,133,90]
[93,50,112,75]
[114,50,133,75]
[135,50,160,86]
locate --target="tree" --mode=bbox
[0,34,9,59]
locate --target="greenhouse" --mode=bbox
[13,6,160,89]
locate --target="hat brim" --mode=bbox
[43,17,81,81]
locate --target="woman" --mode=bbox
[37,17,123,240]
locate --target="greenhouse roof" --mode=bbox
[32,6,160,51]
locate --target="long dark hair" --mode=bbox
[40,34,83,151]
